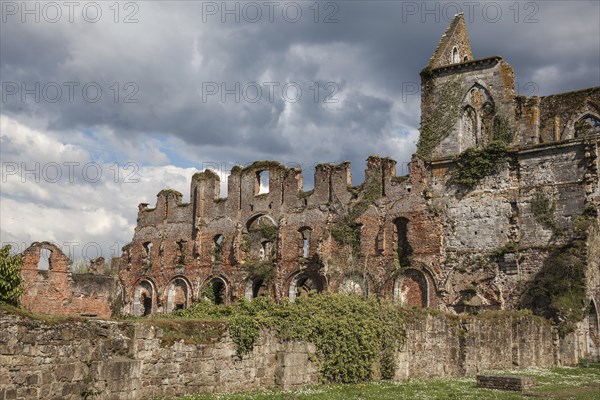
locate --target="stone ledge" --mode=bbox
[476,375,535,391]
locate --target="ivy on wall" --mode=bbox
[451,141,510,188]
[416,77,464,158]
[174,293,406,383]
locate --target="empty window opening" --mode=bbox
[299,228,312,258]
[394,218,412,267]
[213,234,224,262]
[256,170,269,194]
[143,242,153,268]
[260,240,271,260]
[288,273,322,301]
[37,248,51,270]
[133,280,154,317]
[202,278,226,305]
[176,240,187,265]
[141,293,152,316]
[166,278,189,313]
[452,47,460,64]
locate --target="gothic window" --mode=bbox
[575,114,600,137]
[452,47,460,64]
[393,269,428,307]
[394,217,412,266]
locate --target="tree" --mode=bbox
[0,245,24,306]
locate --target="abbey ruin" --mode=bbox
[15,14,600,360]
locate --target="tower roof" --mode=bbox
[427,13,473,69]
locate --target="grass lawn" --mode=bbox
[162,364,600,400]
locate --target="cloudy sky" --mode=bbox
[1,0,599,262]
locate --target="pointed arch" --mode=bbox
[562,100,600,140]
[164,276,192,312]
[200,275,230,305]
[132,278,156,316]
[393,269,429,307]
[286,269,325,301]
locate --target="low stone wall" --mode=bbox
[0,311,581,400]
[0,312,319,400]
[476,375,535,391]
[395,313,559,379]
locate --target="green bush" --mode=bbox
[0,245,24,306]
[175,294,406,383]
[451,141,510,188]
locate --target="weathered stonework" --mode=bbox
[19,242,118,319]
[0,310,580,400]
[16,13,600,362]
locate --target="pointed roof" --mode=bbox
[427,13,473,69]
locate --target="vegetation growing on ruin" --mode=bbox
[243,160,285,171]
[492,115,514,144]
[530,191,557,231]
[242,258,276,284]
[520,240,587,336]
[451,141,510,187]
[416,77,464,158]
[174,293,406,383]
[492,241,519,258]
[0,245,24,306]
[330,180,383,256]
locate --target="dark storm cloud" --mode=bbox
[1,0,598,184]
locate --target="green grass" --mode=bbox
[160,364,600,400]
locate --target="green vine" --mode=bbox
[0,245,24,306]
[531,191,557,231]
[416,77,464,158]
[330,180,383,255]
[451,141,510,188]
[242,258,276,284]
[492,115,514,144]
[520,240,587,336]
[175,294,406,383]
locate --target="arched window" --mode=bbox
[452,47,460,64]
[288,272,323,301]
[201,277,227,305]
[133,280,155,316]
[166,277,190,312]
[575,114,600,137]
[245,277,268,300]
[393,217,412,267]
[393,269,428,307]
[299,227,312,258]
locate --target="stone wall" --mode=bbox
[0,311,319,400]
[395,313,557,380]
[20,242,117,319]
[0,310,588,400]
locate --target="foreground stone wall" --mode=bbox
[0,310,587,400]
[0,311,318,400]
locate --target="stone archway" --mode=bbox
[133,279,155,316]
[288,271,324,301]
[201,277,228,305]
[165,277,191,312]
[394,269,428,308]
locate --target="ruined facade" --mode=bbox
[17,14,600,359]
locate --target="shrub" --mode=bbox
[0,245,24,306]
[451,141,510,188]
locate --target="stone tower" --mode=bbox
[418,13,516,159]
